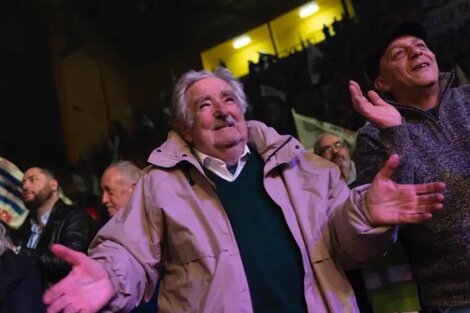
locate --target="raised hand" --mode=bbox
[43,244,114,313]
[366,154,446,225]
[349,80,402,128]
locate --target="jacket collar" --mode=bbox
[147,120,304,172]
[387,71,454,110]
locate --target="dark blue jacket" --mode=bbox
[0,249,46,313]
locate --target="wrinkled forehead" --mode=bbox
[101,167,125,186]
[186,77,234,104]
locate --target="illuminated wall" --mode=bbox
[201,0,355,77]
[201,24,276,78]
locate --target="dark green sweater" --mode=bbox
[205,149,307,313]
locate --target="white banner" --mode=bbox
[291,109,357,151]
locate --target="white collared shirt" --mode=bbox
[27,209,52,249]
[193,145,251,182]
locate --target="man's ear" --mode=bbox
[49,179,59,192]
[174,119,192,143]
[374,76,391,92]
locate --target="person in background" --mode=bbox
[350,20,470,313]
[101,161,141,218]
[314,133,356,186]
[44,67,445,313]
[314,132,373,313]
[100,161,158,313]
[10,167,95,289]
[0,222,45,313]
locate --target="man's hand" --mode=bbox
[349,80,402,128]
[43,244,114,313]
[366,154,446,225]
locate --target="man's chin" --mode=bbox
[107,208,117,217]
[24,201,39,211]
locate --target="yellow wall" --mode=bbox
[272,0,346,56]
[201,0,355,76]
[201,24,276,78]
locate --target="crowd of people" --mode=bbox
[0,17,469,313]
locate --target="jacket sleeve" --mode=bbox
[354,123,415,185]
[322,166,398,266]
[22,209,94,283]
[88,172,163,312]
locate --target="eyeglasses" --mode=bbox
[318,140,347,156]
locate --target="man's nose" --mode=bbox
[214,100,229,115]
[101,193,109,204]
[410,46,423,58]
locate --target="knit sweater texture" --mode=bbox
[353,72,470,307]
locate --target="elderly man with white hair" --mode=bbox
[44,67,445,313]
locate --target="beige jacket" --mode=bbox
[89,120,395,312]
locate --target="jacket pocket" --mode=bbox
[169,236,235,265]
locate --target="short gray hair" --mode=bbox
[0,223,12,256]
[105,161,141,184]
[170,66,249,128]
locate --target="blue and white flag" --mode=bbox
[0,157,28,229]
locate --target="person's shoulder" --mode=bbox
[53,201,92,222]
[2,248,33,268]
[452,82,470,97]
[301,150,340,172]
[53,200,80,214]
[357,121,379,134]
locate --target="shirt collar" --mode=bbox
[193,145,251,182]
[193,145,250,167]
[30,208,53,227]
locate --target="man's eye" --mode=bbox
[224,97,235,103]
[392,50,404,59]
[199,102,210,109]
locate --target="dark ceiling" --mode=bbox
[42,0,307,65]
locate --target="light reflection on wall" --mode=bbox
[201,0,355,77]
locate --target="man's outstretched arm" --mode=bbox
[43,244,114,313]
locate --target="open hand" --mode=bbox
[43,244,114,313]
[349,80,402,128]
[366,154,446,225]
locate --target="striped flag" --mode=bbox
[0,156,28,229]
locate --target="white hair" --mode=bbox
[105,161,141,184]
[170,66,249,128]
